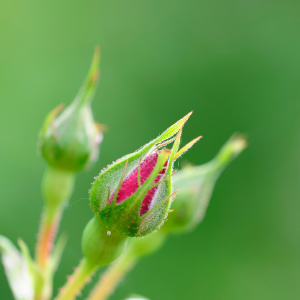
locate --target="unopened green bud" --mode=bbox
[162,134,247,233]
[39,47,103,172]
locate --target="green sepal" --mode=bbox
[138,127,183,236]
[94,149,170,237]
[90,113,191,237]
[76,45,100,105]
[39,104,64,140]
[0,236,34,300]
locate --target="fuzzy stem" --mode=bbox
[87,231,166,300]
[35,206,62,270]
[55,258,96,300]
[36,167,75,269]
[87,253,136,300]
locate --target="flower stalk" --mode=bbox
[87,253,137,300]
[87,230,167,300]
[33,48,103,300]
[35,46,102,272]
[36,167,75,269]
[55,258,96,300]
[55,217,127,300]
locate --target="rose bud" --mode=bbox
[85,135,246,300]
[162,134,247,234]
[39,46,103,173]
[35,47,103,273]
[81,112,201,267]
[88,112,200,238]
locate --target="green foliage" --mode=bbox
[0,19,250,300]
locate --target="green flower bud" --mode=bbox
[162,134,247,233]
[39,47,103,172]
[89,112,200,238]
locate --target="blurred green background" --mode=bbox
[1,0,300,299]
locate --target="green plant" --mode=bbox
[0,48,246,300]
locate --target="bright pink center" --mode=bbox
[110,152,167,215]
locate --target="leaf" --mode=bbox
[18,239,44,297]
[18,235,66,300]
[0,235,34,300]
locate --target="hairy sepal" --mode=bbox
[93,150,169,237]
[90,114,190,237]
[90,113,189,213]
[138,128,182,235]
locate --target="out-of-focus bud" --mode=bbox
[162,134,247,233]
[127,230,167,258]
[125,295,150,300]
[87,112,201,240]
[39,47,103,172]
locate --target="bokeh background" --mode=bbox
[1,0,300,299]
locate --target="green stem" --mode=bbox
[35,206,62,271]
[36,167,75,269]
[87,253,136,300]
[55,258,96,300]
[87,231,167,300]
